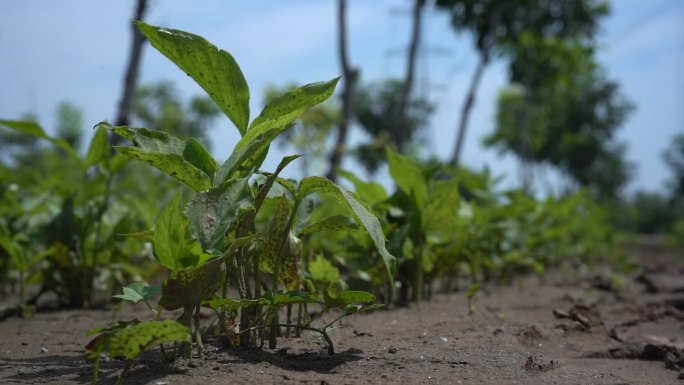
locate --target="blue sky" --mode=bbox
[1,0,682,194]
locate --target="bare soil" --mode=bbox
[1,241,683,385]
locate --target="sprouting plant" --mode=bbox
[87,21,395,383]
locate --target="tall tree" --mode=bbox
[112,0,149,144]
[394,0,427,153]
[56,101,84,150]
[326,0,358,182]
[435,0,609,168]
[353,79,434,174]
[663,134,684,199]
[484,38,633,200]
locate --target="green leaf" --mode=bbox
[298,177,396,279]
[229,78,339,172]
[337,169,388,206]
[324,290,376,309]
[202,296,258,313]
[308,255,340,286]
[101,123,218,191]
[422,179,461,243]
[0,119,79,162]
[85,125,110,168]
[158,257,224,310]
[108,320,191,360]
[386,147,428,208]
[116,147,212,191]
[185,178,253,252]
[297,215,359,236]
[259,290,321,306]
[154,193,191,270]
[261,194,292,277]
[136,22,250,134]
[113,283,162,304]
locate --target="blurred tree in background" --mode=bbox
[663,134,684,199]
[131,81,221,150]
[435,0,610,170]
[353,79,434,174]
[55,101,84,150]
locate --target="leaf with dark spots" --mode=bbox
[185,178,253,252]
[159,257,224,310]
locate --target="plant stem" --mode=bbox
[194,305,204,359]
[115,360,132,385]
[241,323,335,355]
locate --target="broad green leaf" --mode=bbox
[113,283,162,304]
[85,125,110,168]
[324,290,376,309]
[248,78,339,132]
[108,320,191,360]
[0,119,79,161]
[185,178,252,252]
[214,130,281,183]
[202,296,258,313]
[337,169,388,206]
[422,179,461,243]
[117,125,217,178]
[386,147,428,208]
[337,291,376,304]
[261,195,291,278]
[159,257,224,310]
[115,147,212,191]
[259,291,321,306]
[297,215,359,236]
[281,232,302,291]
[230,78,339,172]
[308,255,340,286]
[136,22,250,134]
[154,193,191,270]
[298,176,396,279]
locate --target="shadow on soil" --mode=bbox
[219,347,365,373]
[1,353,93,384]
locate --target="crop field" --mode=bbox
[1,10,683,385]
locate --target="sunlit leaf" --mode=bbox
[158,257,224,310]
[185,178,252,252]
[113,283,162,304]
[386,147,428,208]
[154,192,191,270]
[136,22,250,134]
[108,320,191,360]
[298,177,396,279]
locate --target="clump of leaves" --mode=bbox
[88,21,395,383]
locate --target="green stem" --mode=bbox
[89,172,114,307]
[194,305,204,359]
[115,360,132,385]
[241,323,335,355]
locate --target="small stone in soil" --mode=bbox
[388,347,397,354]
